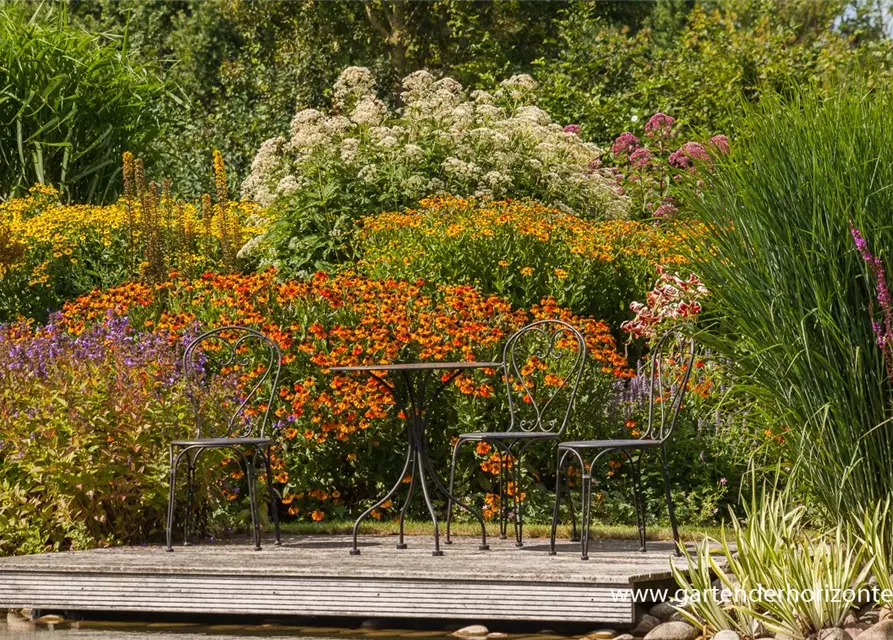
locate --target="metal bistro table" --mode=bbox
[330,361,502,556]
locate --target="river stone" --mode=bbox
[360,619,386,630]
[587,630,617,639]
[488,634,508,639]
[859,621,893,640]
[882,610,893,623]
[847,625,871,639]
[650,603,680,621]
[614,634,635,640]
[35,614,66,625]
[644,622,699,640]
[815,629,850,640]
[632,616,661,636]
[714,631,741,640]
[454,626,490,637]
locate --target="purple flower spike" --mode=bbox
[850,221,893,379]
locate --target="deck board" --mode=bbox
[0,535,687,624]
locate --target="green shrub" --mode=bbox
[536,0,893,142]
[684,84,893,525]
[0,5,166,202]
[0,318,190,554]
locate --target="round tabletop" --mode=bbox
[330,361,502,373]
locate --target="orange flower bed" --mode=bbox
[60,270,631,521]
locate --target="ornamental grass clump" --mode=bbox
[684,84,893,527]
[241,67,628,273]
[0,6,166,203]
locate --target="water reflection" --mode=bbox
[0,613,460,639]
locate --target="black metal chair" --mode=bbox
[166,326,282,551]
[445,319,587,547]
[550,330,695,560]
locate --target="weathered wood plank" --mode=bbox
[0,535,684,624]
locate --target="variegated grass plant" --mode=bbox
[673,482,873,640]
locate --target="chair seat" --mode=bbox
[559,438,662,449]
[171,437,273,447]
[461,431,559,441]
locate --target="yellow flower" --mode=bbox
[554,268,568,280]
[520,267,533,277]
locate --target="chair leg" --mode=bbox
[263,449,281,546]
[165,446,178,552]
[567,464,579,542]
[659,445,681,556]
[242,451,262,551]
[549,449,565,556]
[445,438,465,545]
[580,471,592,561]
[498,446,508,539]
[183,453,196,546]
[627,452,647,552]
[512,444,524,547]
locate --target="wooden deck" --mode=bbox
[0,535,687,625]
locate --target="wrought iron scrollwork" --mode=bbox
[503,319,587,435]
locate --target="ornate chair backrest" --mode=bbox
[182,326,282,440]
[501,319,587,436]
[640,331,696,443]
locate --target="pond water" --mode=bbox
[1,614,560,640]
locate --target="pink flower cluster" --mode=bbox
[644,113,675,139]
[612,132,640,156]
[621,266,708,339]
[850,221,893,379]
[608,112,729,220]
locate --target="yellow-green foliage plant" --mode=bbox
[857,500,893,613]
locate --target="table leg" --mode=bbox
[417,423,489,551]
[350,443,413,556]
[407,405,445,556]
[396,452,417,549]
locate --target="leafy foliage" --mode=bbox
[674,483,874,640]
[536,0,893,143]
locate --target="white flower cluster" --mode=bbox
[241,67,627,218]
